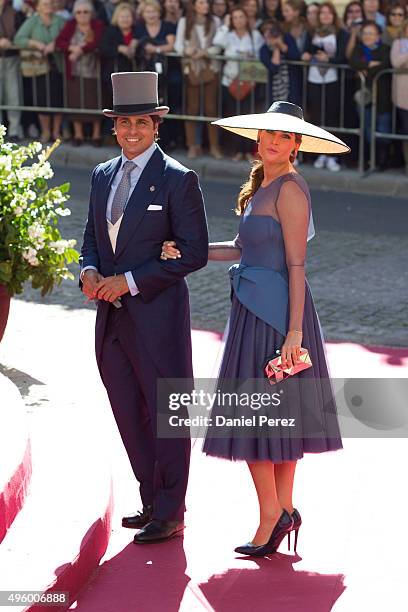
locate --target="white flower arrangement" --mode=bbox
[0,125,79,296]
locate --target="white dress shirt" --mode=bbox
[81,142,157,297]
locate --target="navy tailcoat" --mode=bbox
[81,145,208,377]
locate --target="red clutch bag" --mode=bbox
[264,348,313,385]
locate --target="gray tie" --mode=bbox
[110,160,136,225]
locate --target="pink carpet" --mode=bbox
[70,331,408,612]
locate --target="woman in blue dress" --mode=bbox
[161,101,349,557]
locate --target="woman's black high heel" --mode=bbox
[286,508,302,553]
[235,509,293,557]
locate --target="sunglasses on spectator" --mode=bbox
[390,11,404,16]
[75,10,91,13]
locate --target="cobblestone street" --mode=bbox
[13,166,408,348]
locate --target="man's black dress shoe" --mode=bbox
[122,505,153,529]
[133,519,184,544]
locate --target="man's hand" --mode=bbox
[94,274,130,302]
[0,38,12,50]
[82,269,104,300]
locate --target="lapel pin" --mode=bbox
[150,185,155,192]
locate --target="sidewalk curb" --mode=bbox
[51,143,408,197]
[0,374,32,545]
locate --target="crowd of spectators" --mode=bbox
[0,0,407,170]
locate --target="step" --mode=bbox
[0,383,114,612]
[0,373,32,544]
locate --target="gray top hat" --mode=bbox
[103,71,169,118]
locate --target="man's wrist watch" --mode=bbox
[157,46,161,54]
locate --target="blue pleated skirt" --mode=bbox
[202,283,343,462]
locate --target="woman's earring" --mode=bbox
[290,149,297,163]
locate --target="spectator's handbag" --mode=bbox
[353,70,372,107]
[20,49,50,78]
[228,78,255,101]
[354,85,372,107]
[238,60,268,84]
[183,57,216,86]
[264,348,312,386]
[228,34,263,101]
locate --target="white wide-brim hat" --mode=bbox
[212,101,350,155]
[103,71,169,118]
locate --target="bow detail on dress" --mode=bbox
[228,263,289,337]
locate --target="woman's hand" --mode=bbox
[301,52,311,62]
[279,330,303,369]
[69,47,83,62]
[192,48,206,59]
[160,240,181,260]
[144,42,157,54]
[32,40,46,52]
[184,44,196,57]
[43,41,55,55]
[316,50,329,63]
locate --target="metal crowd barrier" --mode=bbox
[1,48,406,175]
[370,67,408,173]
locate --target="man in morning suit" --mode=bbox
[80,72,208,544]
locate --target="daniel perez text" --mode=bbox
[168,415,296,428]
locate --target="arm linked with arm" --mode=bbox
[208,234,241,261]
[130,171,209,302]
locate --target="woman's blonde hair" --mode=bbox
[138,0,162,18]
[111,2,136,26]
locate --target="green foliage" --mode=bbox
[0,125,79,296]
